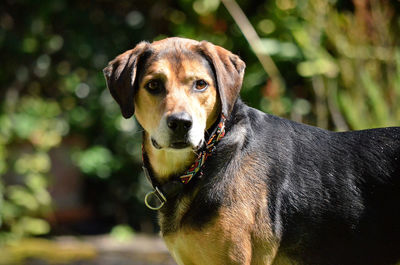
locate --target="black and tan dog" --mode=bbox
[103,37,400,265]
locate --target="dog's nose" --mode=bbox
[167,112,193,136]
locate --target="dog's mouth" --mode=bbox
[170,141,190,149]
[151,138,162,149]
[151,137,204,150]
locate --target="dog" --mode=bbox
[103,37,400,265]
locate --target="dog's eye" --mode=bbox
[145,79,162,93]
[194,80,208,91]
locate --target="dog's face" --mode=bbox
[103,37,245,151]
[134,49,219,150]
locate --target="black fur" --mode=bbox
[162,98,400,265]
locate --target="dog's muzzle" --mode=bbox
[150,112,204,150]
[166,112,193,149]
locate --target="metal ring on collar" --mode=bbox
[144,187,166,210]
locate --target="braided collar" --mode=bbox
[142,115,226,210]
[179,115,226,184]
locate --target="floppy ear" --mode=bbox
[199,41,246,117]
[103,41,150,118]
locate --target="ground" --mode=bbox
[0,234,176,265]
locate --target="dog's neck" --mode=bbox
[143,133,196,182]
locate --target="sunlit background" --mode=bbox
[0,0,399,264]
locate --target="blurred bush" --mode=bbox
[0,97,61,242]
[0,0,399,242]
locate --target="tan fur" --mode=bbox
[135,56,220,181]
[134,41,279,264]
[104,38,283,264]
[163,154,281,265]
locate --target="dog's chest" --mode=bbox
[160,201,227,264]
[161,208,281,265]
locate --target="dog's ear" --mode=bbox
[103,41,150,119]
[199,41,245,117]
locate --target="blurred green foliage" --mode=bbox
[0,0,399,242]
[0,97,60,242]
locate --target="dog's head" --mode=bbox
[103,37,245,151]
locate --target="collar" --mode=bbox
[142,115,226,210]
